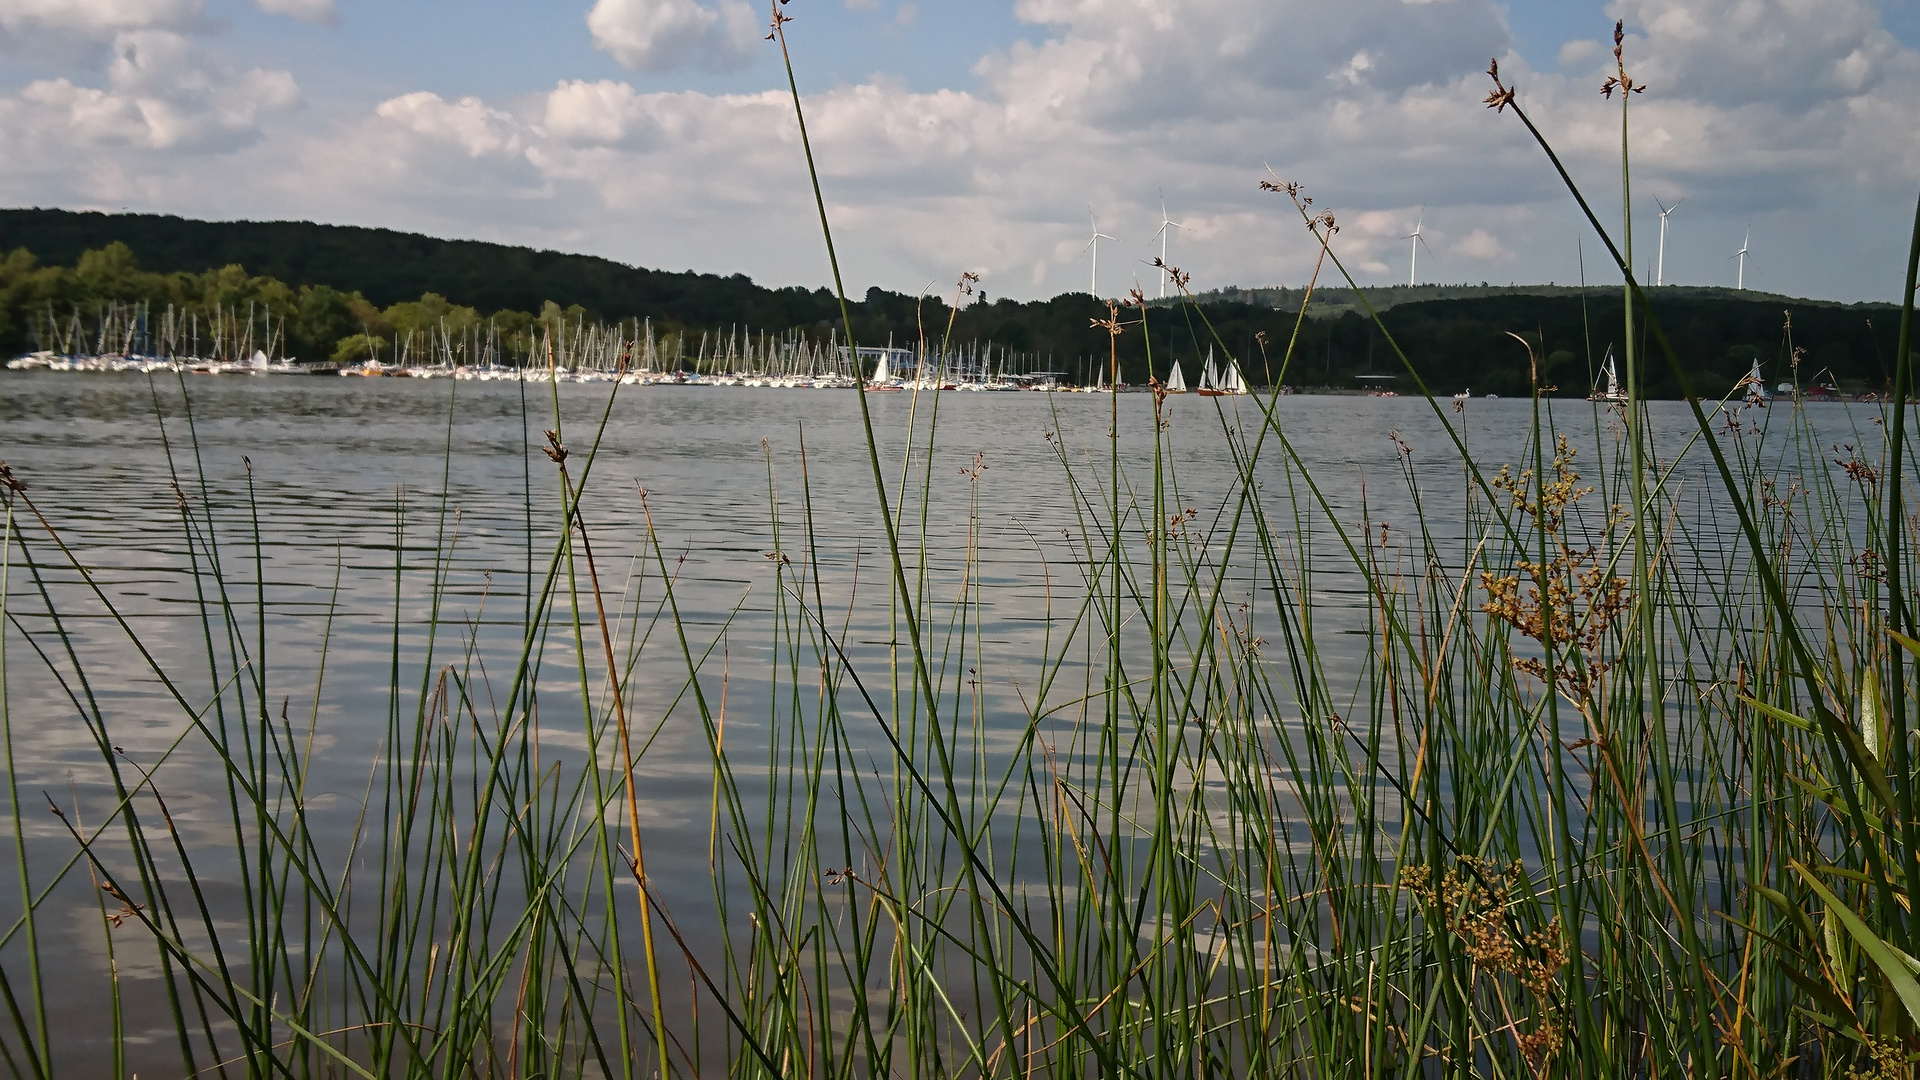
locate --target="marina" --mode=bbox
[3,300,1254,391]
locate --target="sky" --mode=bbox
[2,0,1918,304]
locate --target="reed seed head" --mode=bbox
[764,0,792,41]
[1484,59,1517,112]
[1602,22,1646,97]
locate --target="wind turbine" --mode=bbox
[1404,213,1434,287]
[1151,194,1186,298]
[1084,206,1116,297]
[1653,197,1681,286]
[1731,225,1751,291]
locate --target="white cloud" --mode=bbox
[585,0,761,73]
[375,92,520,158]
[2,31,297,154]
[1449,227,1510,261]
[544,79,644,144]
[1606,0,1908,109]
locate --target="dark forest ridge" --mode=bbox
[0,207,831,327]
[0,207,1903,397]
[1197,282,1853,316]
[2,207,1868,319]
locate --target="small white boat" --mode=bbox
[1588,347,1626,404]
[864,350,901,391]
[1742,358,1771,405]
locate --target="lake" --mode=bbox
[0,372,1873,1075]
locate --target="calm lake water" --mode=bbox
[0,373,1870,1070]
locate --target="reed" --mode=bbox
[2,14,1919,1079]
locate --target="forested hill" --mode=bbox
[0,208,836,327]
[0,207,1903,397]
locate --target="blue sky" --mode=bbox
[3,0,1918,303]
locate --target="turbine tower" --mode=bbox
[1731,226,1751,291]
[1404,214,1434,288]
[1152,194,1186,299]
[1084,206,1116,298]
[1654,197,1682,287]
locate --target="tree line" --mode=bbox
[0,208,1901,395]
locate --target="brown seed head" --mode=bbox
[765,0,792,40]
[1484,59,1516,112]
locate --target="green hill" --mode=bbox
[0,208,839,328]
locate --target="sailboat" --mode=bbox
[1223,361,1247,395]
[1587,346,1626,404]
[865,349,901,392]
[1166,360,1187,393]
[1195,347,1247,396]
[1742,357,1770,405]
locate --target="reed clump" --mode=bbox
[0,13,1918,1080]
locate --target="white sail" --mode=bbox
[1222,359,1245,394]
[1745,357,1769,404]
[872,352,891,384]
[1167,360,1187,392]
[1589,346,1624,403]
[1201,347,1219,391]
